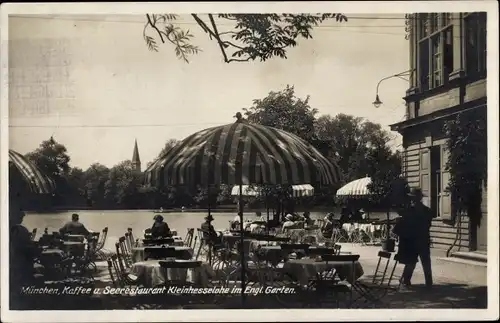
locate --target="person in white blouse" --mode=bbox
[282,214,297,231]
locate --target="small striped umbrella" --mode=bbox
[230,184,314,198]
[9,149,56,194]
[336,177,372,198]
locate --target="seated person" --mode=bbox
[200,214,222,247]
[231,213,242,231]
[281,214,297,231]
[302,211,315,227]
[321,213,335,237]
[59,213,90,236]
[150,214,171,238]
[339,207,351,224]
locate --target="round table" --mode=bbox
[129,260,216,287]
[282,258,364,285]
[131,246,193,262]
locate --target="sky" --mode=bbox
[8,13,410,170]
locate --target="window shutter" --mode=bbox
[420,148,431,207]
[439,145,453,220]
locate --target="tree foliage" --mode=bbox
[444,108,487,226]
[244,85,318,142]
[315,114,396,183]
[144,13,347,63]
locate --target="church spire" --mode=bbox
[132,139,141,172]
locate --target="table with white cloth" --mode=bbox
[129,260,216,287]
[131,246,194,262]
[282,258,364,286]
[342,223,382,234]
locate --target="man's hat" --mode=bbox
[205,214,214,221]
[409,188,424,197]
[154,214,164,221]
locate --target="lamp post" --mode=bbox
[372,70,413,108]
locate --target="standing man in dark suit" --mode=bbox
[400,188,435,288]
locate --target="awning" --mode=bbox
[336,177,372,198]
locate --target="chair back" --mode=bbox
[115,240,131,269]
[184,228,195,247]
[107,254,124,287]
[96,227,108,250]
[144,247,178,260]
[372,251,401,288]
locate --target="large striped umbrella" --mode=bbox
[9,149,56,194]
[145,116,341,304]
[230,184,314,198]
[145,120,341,186]
[336,177,372,198]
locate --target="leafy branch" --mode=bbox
[144,13,347,63]
[143,13,201,63]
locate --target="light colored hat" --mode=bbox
[233,215,240,222]
[285,214,293,221]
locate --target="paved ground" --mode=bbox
[338,243,488,308]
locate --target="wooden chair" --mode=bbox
[94,227,111,260]
[184,228,195,248]
[115,240,132,269]
[315,254,360,308]
[352,251,402,307]
[195,229,213,264]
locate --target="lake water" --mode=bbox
[22,209,399,251]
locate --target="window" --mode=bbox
[417,13,454,90]
[464,12,487,76]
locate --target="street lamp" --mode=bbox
[373,70,412,108]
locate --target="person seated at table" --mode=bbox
[302,211,315,227]
[321,212,335,237]
[255,211,265,222]
[339,208,351,225]
[150,214,172,238]
[231,213,241,230]
[200,214,222,248]
[59,213,90,237]
[281,214,298,231]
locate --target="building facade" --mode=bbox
[391,12,487,253]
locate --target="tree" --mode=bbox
[314,114,397,183]
[143,14,347,63]
[244,85,318,142]
[104,160,143,208]
[26,137,72,204]
[26,137,71,181]
[83,163,110,207]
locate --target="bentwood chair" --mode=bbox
[184,228,195,248]
[352,251,402,308]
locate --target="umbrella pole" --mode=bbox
[239,184,246,305]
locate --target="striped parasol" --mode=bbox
[336,176,372,198]
[144,115,341,304]
[145,120,341,186]
[9,149,56,194]
[230,184,314,198]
